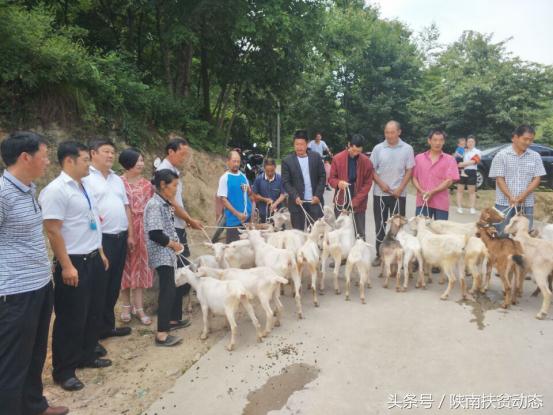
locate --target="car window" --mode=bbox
[480,144,508,156]
[530,145,553,156]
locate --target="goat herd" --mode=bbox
[174,206,553,351]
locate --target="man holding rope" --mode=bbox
[370,121,415,266]
[282,130,326,230]
[217,150,253,243]
[489,125,545,234]
[328,134,373,240]
[252,158,287,223]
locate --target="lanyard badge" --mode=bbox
[81,184,98,231]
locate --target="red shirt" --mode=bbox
[413,151,459,211]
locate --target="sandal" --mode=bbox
[120,305,132,323]
[132,307,152,325]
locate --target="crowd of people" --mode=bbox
[0,121,545,415]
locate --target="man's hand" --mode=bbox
[422,191,432,201]
[187,218,204,230]
[513,195,525,206]
[270,203,278,213]
[237,212,247,223]
[100,252,110,271]
[338,180,349,190]
[61,264,79,287]
[381,183,392,194]
[295,197,302,205]
[127,234,136,252]
[311,196,320,205]
[391,188,402,199]
[265,198,274,206]
[168,240,184,252]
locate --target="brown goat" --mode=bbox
[475,222,525,308]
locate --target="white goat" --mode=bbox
[505,215,553,319]
[246,230,304,318]
[321,212,356,295]
[176,266,263,351]
[271,208,292,230]
[205,240,255,269]
[344,239,373,303]
[389,215,425,290]
[297,219,331,307]
[541,224,553,242]
[197,266,288,336]
[412,216,468,300]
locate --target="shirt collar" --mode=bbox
[424,150,444,160]
[154,192,171,206]
[506,145,529,157]
[2,170,34,193]
[161,158,179,175]
[264,173,276,182]
[90,165,115,177]
[383,138,404,148]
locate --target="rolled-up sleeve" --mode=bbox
[533,155,546,177]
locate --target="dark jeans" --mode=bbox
[174,228,191,322]
[156,266,176,333]
[0,283,53,415]
[226,226,243,244]
[334,208,366,241]
[100,231,128,335]
[52,251,107,382]
[415,206,449,220]
[290,202,324,231]
[373,196,406,256]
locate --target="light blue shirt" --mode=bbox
[370,138,415,197]
[297,156,313,201]
[308,140,329,157]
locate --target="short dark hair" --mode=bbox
[152,169,179,190]
[88,138,115,152]
[466,134,476,140]
[264,157,276,167]
[293,130,308,142]
[0,131,48,167]
[512,125,535,137]
[350,134,365,148]
[428,128,447,140]
[119,148,142,170]
[57,141,89,166]
[165,137,188,155]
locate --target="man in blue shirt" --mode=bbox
[0,131,69,415]
[217,150,253,243]
[252,158,287,223]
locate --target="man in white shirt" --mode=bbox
[307,131,332,158]
[156,136,203,330]
[83,139,134,341]
[40,141,110,392]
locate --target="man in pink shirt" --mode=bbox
[412,129,460,219]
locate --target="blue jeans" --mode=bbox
[495,204,534,235]
[415,206,449,220]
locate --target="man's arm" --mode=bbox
[171,201,203,229]
[313,154,326,201]
[427,179,454,200]
[372,172,392,194]
[351,160,374,208]
[43,219,79,287]
[281,158,299,201]
[220,196,247,223]
[516,176,542,205]
[391,168,413,198]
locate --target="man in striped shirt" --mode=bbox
[0,132,69,415]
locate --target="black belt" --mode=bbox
[68,249,99,261]
[103,231,128,239]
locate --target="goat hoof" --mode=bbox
[536,312,547,320]
[345,296,350,301]
[226,344,235,351]
[354,281,360,287]
[257,337,263,343]
[200,333,208,340]
[274,320,281,327]
[501,303,509,309]
[427,278,433,284]
[335,289,341,295]
[314,301,319,307]
[298,313,303,320]
[415,283,421,289]
[318,290,325,296]
[367,284,372,289]
[438,280,445,285]
[361,298,366,304]
[440,295,448,301]
[383,284,388,289]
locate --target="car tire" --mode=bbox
[476,169,486,189]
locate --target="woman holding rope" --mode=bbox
[328,134,373,240]
[216,150,253,243]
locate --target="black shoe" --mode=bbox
[99,327,132,339]
[169,319,191,331]
[95,343,107,357]
[155,335,183,347]
[57,376,84,391]
[79,358,112,369]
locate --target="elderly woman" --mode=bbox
[144,169,189,347]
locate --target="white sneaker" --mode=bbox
[457,207,463,214]
[470,208,476,215]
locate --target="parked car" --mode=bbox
[476,143,553,189]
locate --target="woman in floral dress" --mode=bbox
[119,148,154,325]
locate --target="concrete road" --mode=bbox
[144,191,552,415]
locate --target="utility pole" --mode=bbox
[276,100,281,160]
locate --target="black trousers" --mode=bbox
[290,202,324,231]
[0,283,53,415]
[52,251,107,382]
[174,228,191,322]
[334,208,367,241]
[156,266,176,333]
[226,226,243,244]
[373,196,406,256]
[100,231,128,335]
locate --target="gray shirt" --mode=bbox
[297,155,313,201]
[144,193,179,269]
[307,140,329,157]
[370,139,415,197]
[0,171,51,296]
